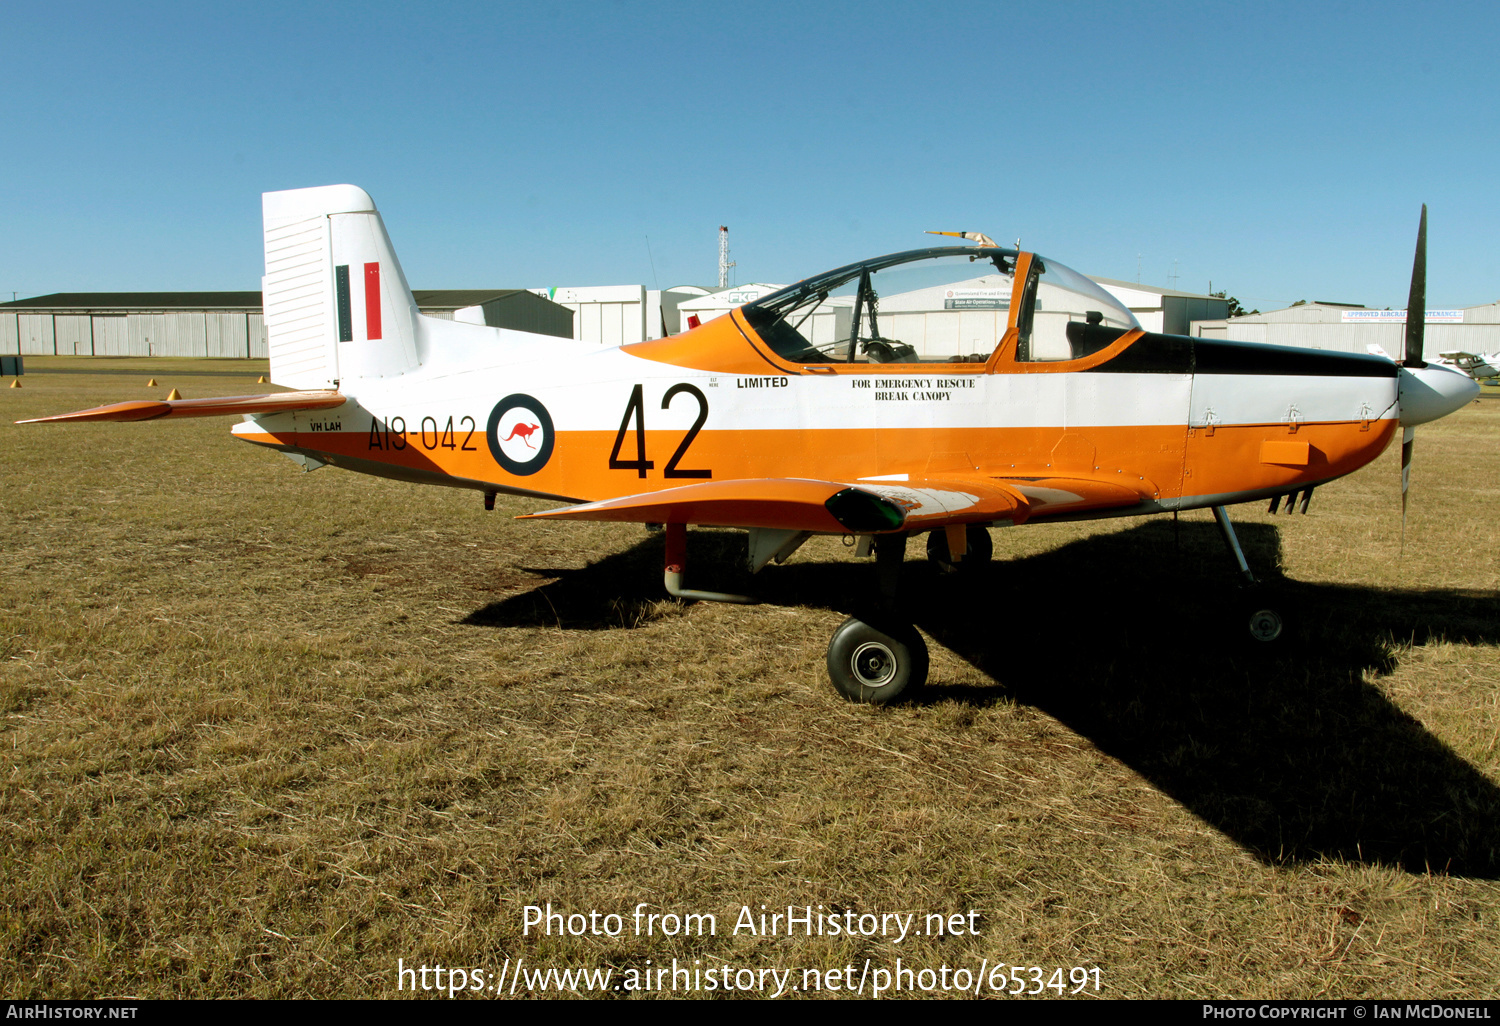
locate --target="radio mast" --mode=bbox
[718,226,735,289]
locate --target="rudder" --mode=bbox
[262,184,421,389]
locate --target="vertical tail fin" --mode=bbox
[262,184,421,389]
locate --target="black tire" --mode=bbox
[1234,581,1291,645]
[1247,607,1284,643]
[825,616,928,704]
[925,525,993,574]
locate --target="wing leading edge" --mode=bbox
[522,473,1144,534]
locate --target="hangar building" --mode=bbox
[527,285,712,345]
[1,275,1234,357]
[1091,279,1229,334]
[412,289,574,337]
[0,289,575,357]
[0,292,266,358]
[1190,301,1500,353]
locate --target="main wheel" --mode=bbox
[925,525,993,574]
[825,616,928,704]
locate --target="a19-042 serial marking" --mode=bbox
[366,415,479,452]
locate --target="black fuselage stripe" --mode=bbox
[1085,334,1399,378]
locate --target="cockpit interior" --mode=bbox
[739,246,1140,367]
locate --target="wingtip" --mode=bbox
[18,401,172,424]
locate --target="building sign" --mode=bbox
[720,289,768,305]
[943,287,1010,311]
[1340,309,1464,323]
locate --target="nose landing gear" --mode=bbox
[1213,505,1287,644]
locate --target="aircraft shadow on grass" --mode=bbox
[463,521,1500,878]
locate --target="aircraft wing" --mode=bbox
[17,390,346,424]
[521,473,1143,534]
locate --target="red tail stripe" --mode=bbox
[364,262,382,340]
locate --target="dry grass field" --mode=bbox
[2,357,1498,999]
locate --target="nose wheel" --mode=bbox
[825,616,928,704]
[1214,506,1289,644]
[1247,606,1284,643]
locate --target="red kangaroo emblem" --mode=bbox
[502,422,541,448]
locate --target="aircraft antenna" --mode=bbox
[718,226,735,289]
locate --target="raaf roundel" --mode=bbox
[22,186,1478,703]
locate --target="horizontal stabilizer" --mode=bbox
[17,390,345,424]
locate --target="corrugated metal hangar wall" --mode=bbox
[12,312,268,357]
[0,289,578,357]
[0,294,267,358]
[1191,301,1500,353]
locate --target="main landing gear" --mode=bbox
[826,525,996,703]
[825,532,930,704]
[826,615,929,704]
[669,511,1281,703]
[1211,505,1284,643]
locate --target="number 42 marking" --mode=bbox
[608,383,711,479]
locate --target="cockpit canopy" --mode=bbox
[741,246,1139,365]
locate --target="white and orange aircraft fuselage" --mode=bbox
[25,186,1479,702]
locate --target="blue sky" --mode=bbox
[3,1,1497,310]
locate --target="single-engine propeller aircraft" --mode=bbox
[1435,350,1500,382]
[22,187,1479,702]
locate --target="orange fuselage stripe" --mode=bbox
[238,417,1397,513]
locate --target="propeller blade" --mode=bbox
[1403,205,1427,368]
[1400,425,1415,552]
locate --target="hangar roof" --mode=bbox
[0,292,263,311]
[1089,277,1222,301]
[0,289,547,314]
[411,289,537,311]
